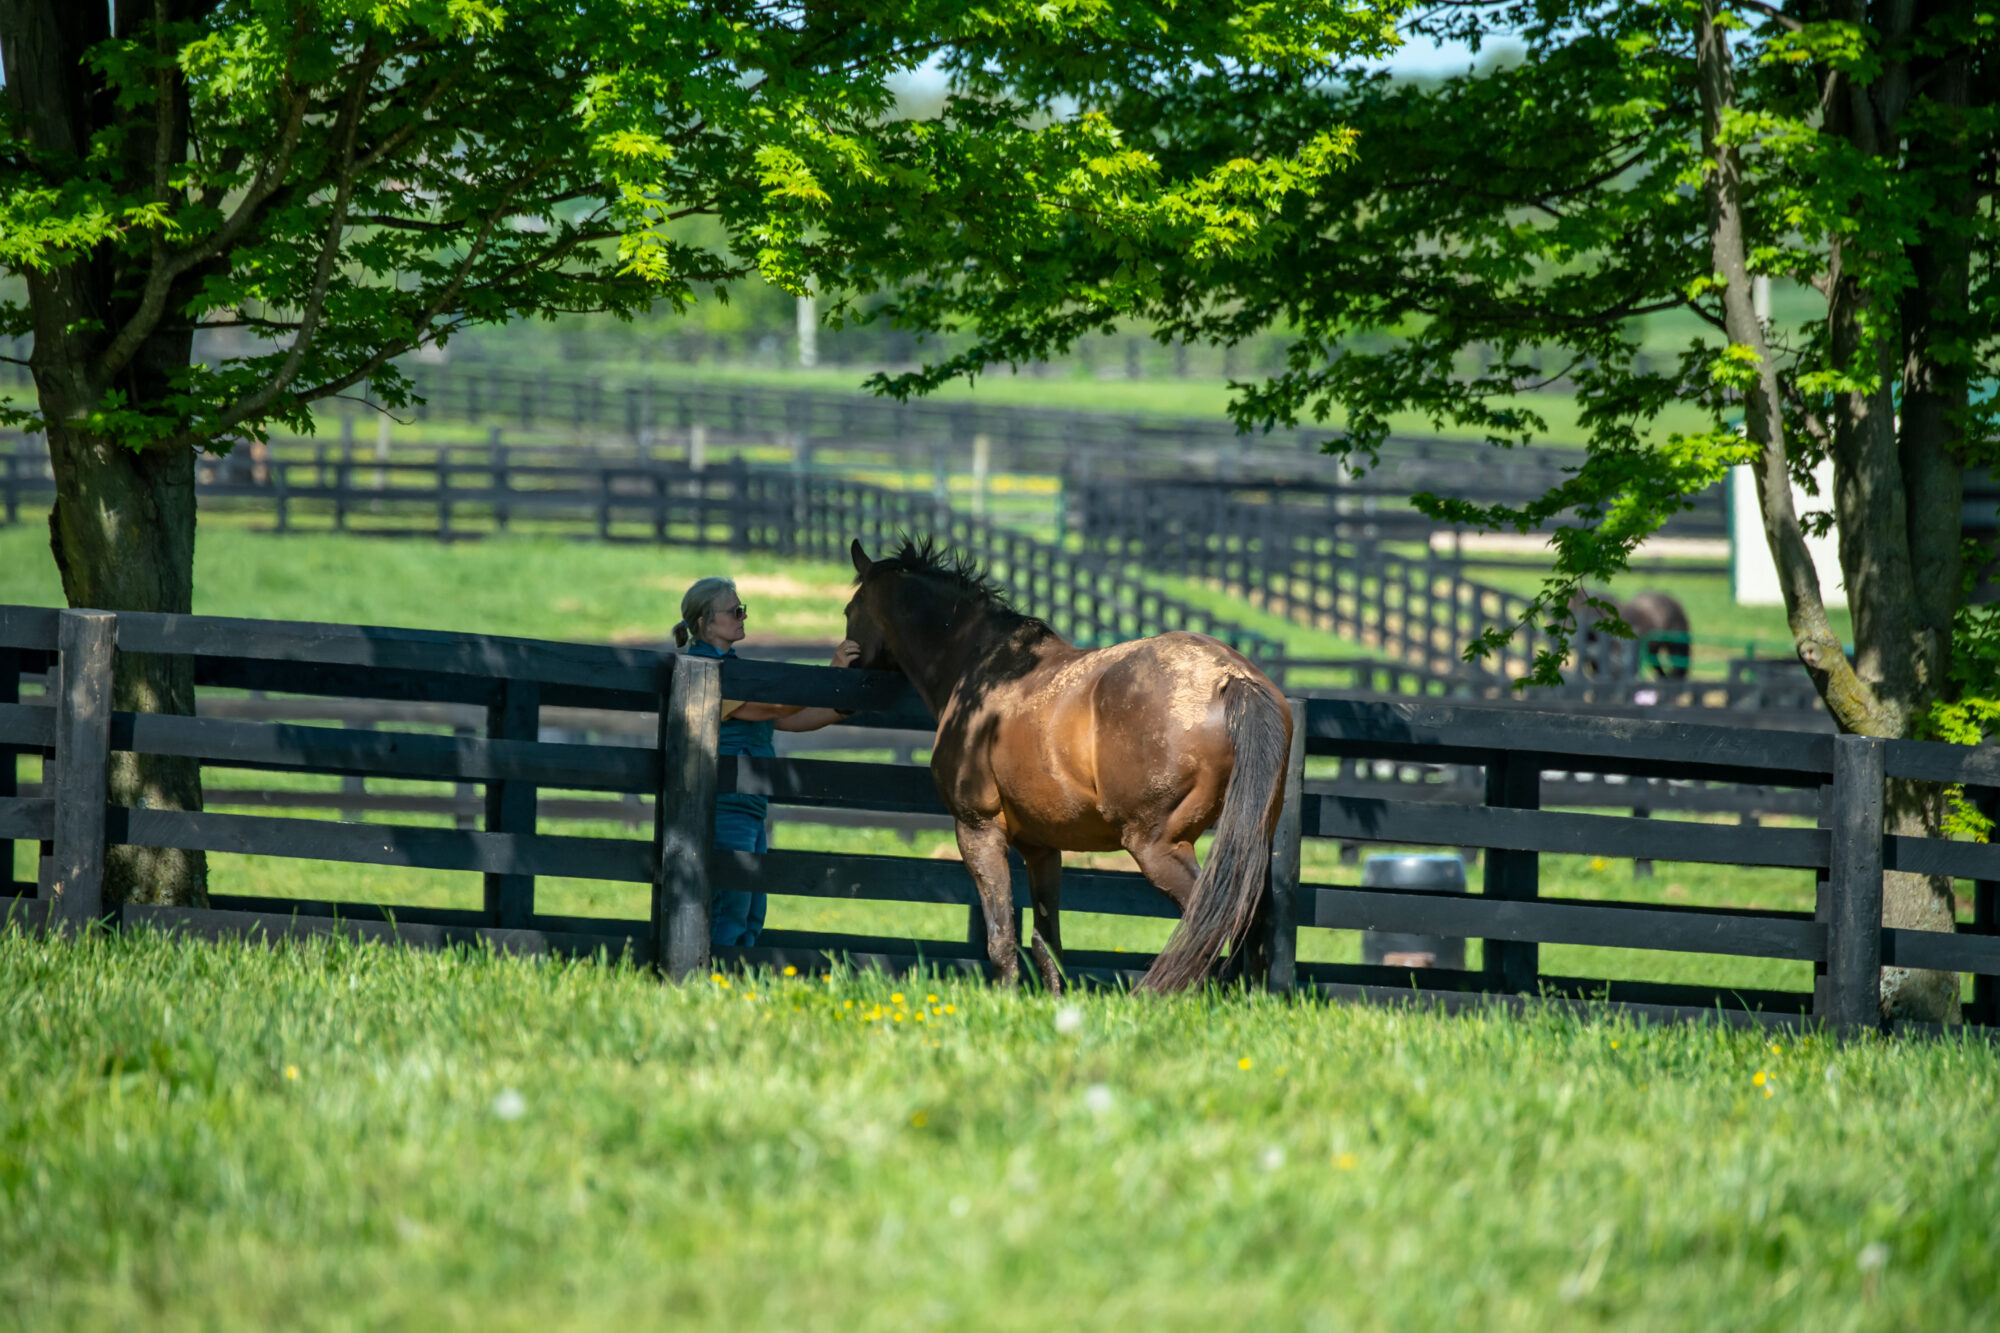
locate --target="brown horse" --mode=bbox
[843,537,1292,993]
[1571,589,1692,680]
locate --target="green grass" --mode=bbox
[0,519,857,646]
[2,925,1995,1330]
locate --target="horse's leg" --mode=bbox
[1123,834,1200,913]
[956,818,1021,986]
[1018,841,1065,993]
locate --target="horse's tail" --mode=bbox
[1140,680,1291,994]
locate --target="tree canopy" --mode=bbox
[0,0,1399,909]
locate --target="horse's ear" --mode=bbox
[850,538,873,578]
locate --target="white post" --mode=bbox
[689,421,708,473]
[796,293,818,369]
[373,413,391,490]
[971,432,991,516]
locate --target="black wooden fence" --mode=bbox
[3,603,1996,1032]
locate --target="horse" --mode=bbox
[842,537,1293,993]
[1570,589,1692,680]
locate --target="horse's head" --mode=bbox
[844,538,901,672]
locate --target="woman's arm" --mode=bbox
[771,640,863,733]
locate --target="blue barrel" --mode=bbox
[1360,854,1467,970]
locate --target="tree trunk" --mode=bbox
[42,421,208,909]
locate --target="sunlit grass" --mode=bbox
[0,925,1993,1330]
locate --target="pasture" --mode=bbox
[3,925,1995,1330]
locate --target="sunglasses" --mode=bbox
[714,603,750,620]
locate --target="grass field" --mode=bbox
[2,925,1995,1330]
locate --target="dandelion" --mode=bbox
[745,991,757,1000]
[1764,1087,1774,1099]
[892,993,906,1006]
[492,1088,526,1121]
[1610,1041,1619,1050]
[926,994,938,1004]
[1769,1043,1783,1055]
[844,999,853,1009]
[1054,1005,1083,1035]
[910,1110,929,1128]
[718,978,731,989]
[916,1011,928,1023]
[944,1004,956,1015]
[894,1013,905,1023]
[1334,1152,1358,1170]
[283,1064,299,1081]
[1589,857,1607,871]
[1238,1056,1253,1071]
[710,973,725,983]
[783,965,798,977]
[1753,1070,1768,1087]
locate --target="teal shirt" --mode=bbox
[688,640,771,851]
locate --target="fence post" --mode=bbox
[1254,697,1309,992]
[0,647,17,893]
[484,679,540,929]
[653,652,720,979]
[1972,790,2000,1028]
[48,610,115,926]
[489,428,509,531]
[437,451,452,542]
[1482,751,1539,994]
[1820,733,1886,1031]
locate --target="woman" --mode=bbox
[674,576,859,947]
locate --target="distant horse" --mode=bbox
[1571,589,1692,679]
[843,537,1292,993]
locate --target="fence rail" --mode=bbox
[3,602,1996,1032]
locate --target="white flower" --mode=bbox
[1053,1005,1083,1035]
[491,1087,527,1121]
[1083,1083,1115,1116]
[1259,1145,1287,1172]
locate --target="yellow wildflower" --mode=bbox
[1238,1057,1253,1071]
[284,1065,299,1081]
[1334,1152,1358,1170]
[783,965,798,977]
[1752,1070,1768,1087]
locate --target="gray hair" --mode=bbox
[673,576,738,648]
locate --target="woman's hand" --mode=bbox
[830,639,861,668]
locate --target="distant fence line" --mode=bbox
[2,603,1995,1033]
[0,438,1289,678]
[1,435,1834,712]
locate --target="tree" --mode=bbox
[885,1,1998,1021]
[0,0,1396,906]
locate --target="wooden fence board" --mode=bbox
[1880,927,2000,976]
[0,605,57,652]
[0,700,53,747]
[1310,886,1826,959]
[1308,796,1829,868]
[1883,834,2000,882]
[720,755,943,811]
[0,798,53,839]
[116,611,665,694]
[1304,699,1834,776]
[113,709,656,792]
[104,807,654,881]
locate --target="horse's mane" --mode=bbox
[876,534,1022,617]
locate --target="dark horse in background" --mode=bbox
[1570,589,1692,680]
[844,537,1292,993]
